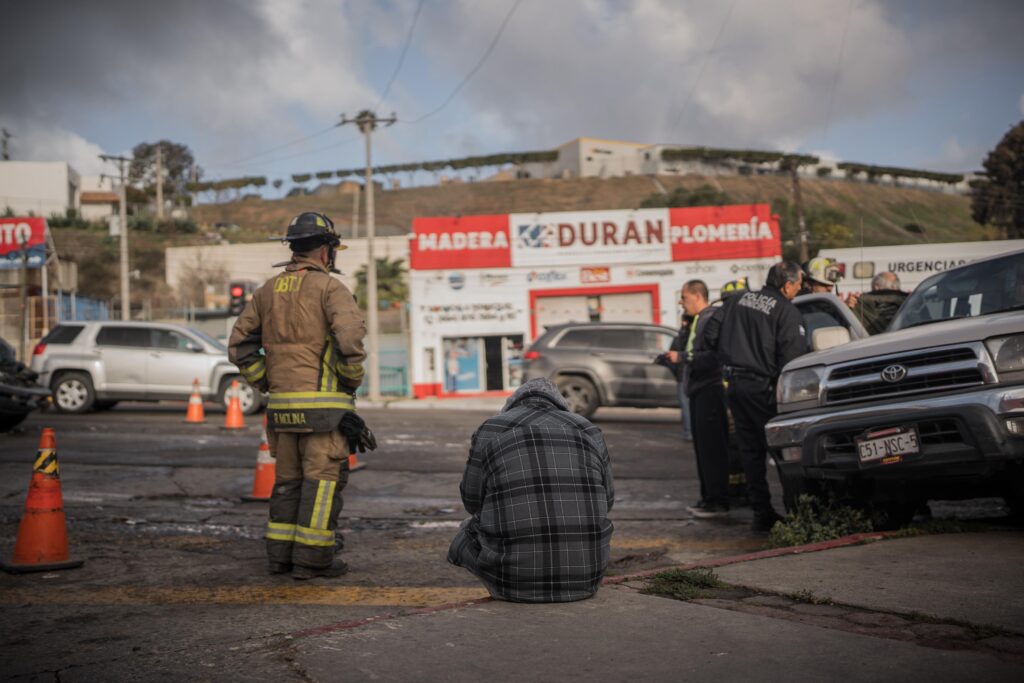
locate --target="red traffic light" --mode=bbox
[230,286,244,297]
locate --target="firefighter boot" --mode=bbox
[266,479,302,575]
[291,475,347,574]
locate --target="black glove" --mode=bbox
[339,412,378,454]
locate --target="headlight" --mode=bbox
[986,334,1024,373]
[777,366,825,405]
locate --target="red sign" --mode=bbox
[0,217,46,256]
[410,215,511,270]
[669,204,780,262]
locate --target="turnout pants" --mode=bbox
[726,375,777,515]
[265,429,349,569]
[690,382,730,507]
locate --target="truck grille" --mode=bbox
[823,344,988,406]
[821,418,964,459]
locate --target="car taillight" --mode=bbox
[33,343,47,356]
[523,350,541,361]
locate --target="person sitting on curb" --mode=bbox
[447,377,615,603]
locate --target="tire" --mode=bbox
[779,470,823,513]
[219,377,262,415]
[555,375,599,418]
[94,400,120,411]
[52,371,96,414]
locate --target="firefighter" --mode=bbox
[229,211,373,579]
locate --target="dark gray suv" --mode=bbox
[523,322,679,417]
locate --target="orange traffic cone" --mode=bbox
[184,378,206,424]
[242,415,275,502]
[1,428,83,573]
[222,380,245,430]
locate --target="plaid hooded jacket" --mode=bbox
[448,378,615,603]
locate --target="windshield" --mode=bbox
[890,251,1024,331]
[189,328,228,352]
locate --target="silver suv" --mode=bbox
[31,321,263,415]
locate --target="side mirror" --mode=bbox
[187,342,204,353]
[812,326,851,352]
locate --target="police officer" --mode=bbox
[718,262,806,532]
[229,212,369,579]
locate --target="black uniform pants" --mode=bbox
[690,382,730,507]
[726,375,777,514]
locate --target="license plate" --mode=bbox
[856,426,920,464]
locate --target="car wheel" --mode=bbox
[52,372,96,414]
[220,378,262,415]
[555,375,599,418]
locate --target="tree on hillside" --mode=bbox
[971,120,1024,239]
[355,258,408,310]
[129,140,197,204]
[639,184,732,208]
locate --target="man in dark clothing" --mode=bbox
[718,262,807,532]
[667,313,694,442]
[448,378,615,603]
[677,280,730,518]
[850,271,908,334]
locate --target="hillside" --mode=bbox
[192,173,996,252]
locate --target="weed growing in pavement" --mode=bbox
[886,518,986,539]
[787,589,835,605]
[769,495,872,548]
[641,568,724,601]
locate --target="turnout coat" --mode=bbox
[448,378,615,603]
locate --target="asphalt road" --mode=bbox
[0,402,766,680]
[0,403,1014,680]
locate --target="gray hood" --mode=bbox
[502,378,569,413]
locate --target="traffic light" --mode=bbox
[229,281,251,316]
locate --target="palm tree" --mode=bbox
[355,258,408,309]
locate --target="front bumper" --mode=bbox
[766,385,1024,481]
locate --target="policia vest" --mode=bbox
[228,257,368,432]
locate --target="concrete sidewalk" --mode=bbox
[287,532,1024,681]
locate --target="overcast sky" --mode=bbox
[3,0,1022,185]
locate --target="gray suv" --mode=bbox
[31,321,263,415]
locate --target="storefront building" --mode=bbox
[408,204,781,397]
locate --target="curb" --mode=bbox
[286,531,895,641]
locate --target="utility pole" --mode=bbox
[788,162,809,263]
[339,111,396,402]
[1,128,11,160]
[100,154,132,320]
[155,145,164,220]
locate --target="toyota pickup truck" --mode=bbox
[766,248,1024,528]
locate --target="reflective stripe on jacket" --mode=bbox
[228,256,367,432]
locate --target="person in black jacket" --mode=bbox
[677,280,730,518]
[667,314,694,442]
[718,262,807,532]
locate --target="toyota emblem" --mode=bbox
[880,364,908,383]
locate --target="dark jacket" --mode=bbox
[718,285,807,382]
[683,306,724,398]
[667,315,694,382]
[854,290,908,335]
[447,378,615,603]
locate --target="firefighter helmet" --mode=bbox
[720,277,748,299]
[805,257,842,287]
[269,212,345,251]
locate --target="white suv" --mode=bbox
[31,321,263,415]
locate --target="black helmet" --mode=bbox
[270,212,345,252]
[720,277,749,300]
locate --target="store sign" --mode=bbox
[510,209,670,267]
[409,206,780,270]
[0,217,47,270]
[580,267,611,284]
[421,302,521,326]
[669,205,780,261]
[410,215,511,270]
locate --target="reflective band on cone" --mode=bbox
[1,428,84,573]
[242,414,275,502]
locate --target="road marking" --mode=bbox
[0,585,489,607]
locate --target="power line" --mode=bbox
[207,124,340,169]
[672,0,738,127]
[401,0,522,125]
[818,0,854,148]
[373,0,426,111]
